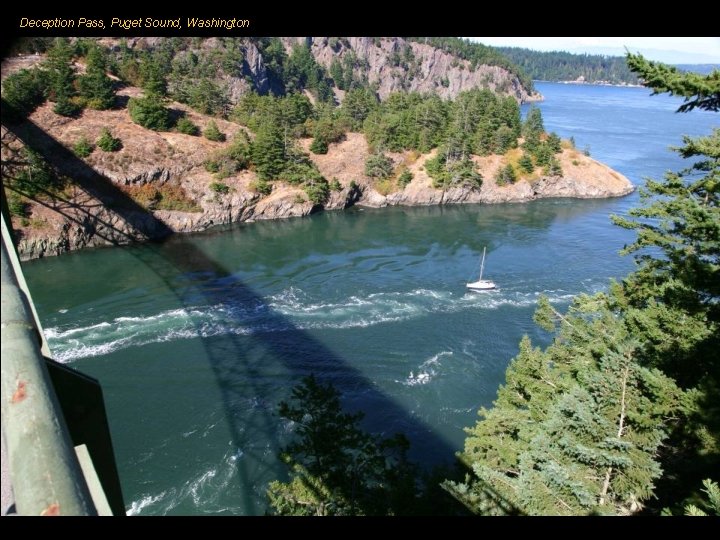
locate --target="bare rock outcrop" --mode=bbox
[293,37,540,103]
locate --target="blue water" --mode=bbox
[21,83,717,515]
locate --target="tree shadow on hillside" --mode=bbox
[2,110,521,515]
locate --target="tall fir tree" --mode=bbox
[611,54,720,510]
[252,116,287,180]
[522,106,544,138]
[445,295,682,515]
[78,44,115,110]
[44,38,79,117]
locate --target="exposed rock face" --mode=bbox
[300,37,539,103]
[85,36,540,104]
[357,172,633,209]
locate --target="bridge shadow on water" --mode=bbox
[3,112,520,515]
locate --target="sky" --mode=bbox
[467,37,720,64]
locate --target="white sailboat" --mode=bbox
[466,247,496,291]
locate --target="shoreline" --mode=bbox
[534,79,645,89]
[13,170,635,262]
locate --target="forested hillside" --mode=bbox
[496,47,641,85]
[6,37,538,104]
[3,37,631,260]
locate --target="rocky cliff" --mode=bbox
[91,36,539,104]
[287,37,539,103]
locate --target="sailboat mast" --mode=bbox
[479,247,486,280]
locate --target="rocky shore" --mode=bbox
[4,97,633,262]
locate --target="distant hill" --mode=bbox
[495,47,640,85]
[675,64,719,75]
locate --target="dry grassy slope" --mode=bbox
[3,81,632,260]
[305,135,633,207]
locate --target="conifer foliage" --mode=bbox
[78,44,115,110]
[445,55,719,516]
[45,38,80,117]
[268,376,420,516]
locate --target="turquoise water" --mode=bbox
[22,83,717,515]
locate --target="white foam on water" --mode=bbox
[126,444,243,515]
[45,321,112,339]
[399,350,453,387]
[47,285,587,362]
[126,491,168,516]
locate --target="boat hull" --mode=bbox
[466,280,496,290]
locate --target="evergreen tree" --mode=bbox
[446,54,720,516]
[544,156,563,177]
[533,142,553,167]
[446,92,482,160]
[1,68,48,119]
[279,93,314,137]
[495,163,516,185]
[252,119,287,180]
[445,295,682,515]
[341,87,378,131]
[609,56,720,508]
[626,54,719,112]
[329,58,344,89]
[139,55,168,97]
[176,117,200,136]
[415,95,446,152]
[303,176,330,206]
[522,106,544,138]
[78,44,115,110]
[45,38,79,117]
[364,153,394,179]
[518,153,534,174]
[425,150,482,190]
[611,56,719,386]
[73,136,93,158]
[310,135,329,154]
[309,103,345,154]
[268,376,420,516]
[474,118,496,156]
[11,148,59,197]
[342,53,356,90]
[679,479,720,516]
[499,96,522,138]
[187,78,229,116]
[128,94,172,131]
[203,120,226,142]
[398,169,413,188]
[96,128,122,151]
[513,347,679,515]
[493,125,516,154]
[284,42,333,101]
[547,132,563,154]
